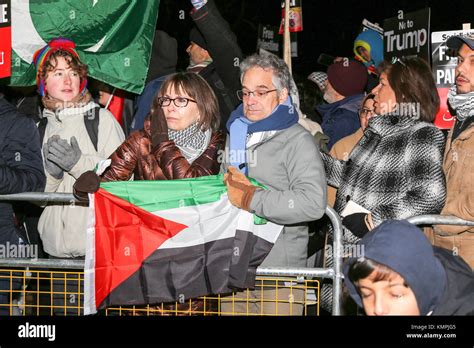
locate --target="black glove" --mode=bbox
[150,107,169,151]
[73,170,101,202]
[342,213,370,238]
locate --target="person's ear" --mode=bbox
[278,88,289,103]
[198,46,211,59]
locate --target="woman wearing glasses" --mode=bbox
[327,93,376,207]
[93,72,223,315]
[101,72,223,181]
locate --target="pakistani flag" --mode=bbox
[84,175,283,315]
[10,0,159,94]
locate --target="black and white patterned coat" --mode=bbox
[322,113,447,228]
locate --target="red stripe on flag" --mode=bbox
[94,188,188,309]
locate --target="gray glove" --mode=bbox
[47,136,82,172]
[43,141,64,179]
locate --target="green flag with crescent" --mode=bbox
[9,0,159,94]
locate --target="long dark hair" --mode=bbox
[383,57,439,122]
[150,72,220,132]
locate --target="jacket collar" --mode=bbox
[366,113,418,137]
[317,94,365,120]
[448,119,474,142]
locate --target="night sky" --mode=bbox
[158,0,474,79]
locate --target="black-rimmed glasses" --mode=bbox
[158,97,197,107]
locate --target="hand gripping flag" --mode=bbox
[10,0,159,94]
[84,175,284,315]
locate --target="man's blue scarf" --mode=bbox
[226,97,298,174]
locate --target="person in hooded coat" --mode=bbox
[0,95,46,314]
[344,220,474,316]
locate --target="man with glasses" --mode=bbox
[429,33,474,269]
[220,53,327,315]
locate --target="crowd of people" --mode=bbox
[0,0,473,316]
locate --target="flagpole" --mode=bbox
[283,0,292,73]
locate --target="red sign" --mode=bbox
[279,0,303,34]
[0,0,11,79]
[434,87,455,129]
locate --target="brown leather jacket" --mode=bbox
[102,117,224,182]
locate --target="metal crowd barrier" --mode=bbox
[0,192,344,316]
[407,214,474,228]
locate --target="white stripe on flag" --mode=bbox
[155,195,283,249]
[84,193,97,315]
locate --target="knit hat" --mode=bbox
[189,27,208,51]
[307,72,328,91]
[33,38,87,97]
[343,220,447,316]
[446,32,474,51]
[327,60,368,97]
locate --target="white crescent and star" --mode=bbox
[12,0,106,63]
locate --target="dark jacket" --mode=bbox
[318,94,364,150]
[132,31,178,131]
[132,75,170,132]
[0,96,46,244]
[102,115,224,182]
[432,247,474,315]
[190,0,242,130]
[344,220,474,316]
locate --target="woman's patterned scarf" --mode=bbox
[168,122,211,164]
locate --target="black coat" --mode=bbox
[0,96,45,244]
[432,247,474,315]
[191,0,242,131]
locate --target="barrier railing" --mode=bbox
[407,214,474,227]
[0,192,344,315]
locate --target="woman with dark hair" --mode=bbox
[320,58,447,313]
[322,57,446,239]
[100,72,223,182]
[77,72,224,315]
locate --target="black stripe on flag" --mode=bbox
[99,230,275,309]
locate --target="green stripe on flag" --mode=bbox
[100,174,268,224]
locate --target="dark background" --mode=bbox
[157,0,474,79]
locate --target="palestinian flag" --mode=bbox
[84,175,283,315]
